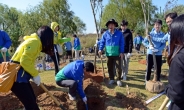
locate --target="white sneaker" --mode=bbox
[68,93,76,100]
[117,80,122,87]
[109,80,115,85]
[123,75,127,81]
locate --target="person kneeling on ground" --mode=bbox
[55,60,94,104]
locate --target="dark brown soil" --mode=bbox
[37,91,75,110]
[116,92,147,110]
[77,97,105,110]
[84,70,104,83]
[77,78,106,110]
[30,82,55,97]
[83,78,105,96]
[0,92,23,110]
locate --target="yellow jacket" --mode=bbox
[11,33,42,77]
[51,22,62,44]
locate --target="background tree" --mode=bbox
[73,16,86,34]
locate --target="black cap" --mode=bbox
[84,62,94,73]
[105,19,118,27]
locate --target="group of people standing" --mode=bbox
[96,12,184,110]
[97,19,133,86]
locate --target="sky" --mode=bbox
[1,0,184,33]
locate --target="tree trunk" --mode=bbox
[90,0,100,73]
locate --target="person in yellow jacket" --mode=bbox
[50,22,71,74]
[11,26,54,110]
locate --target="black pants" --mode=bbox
[107,56,122,80]
[50,45,60,75]
[11,82,39,110]
[56,80,77,97]
[146,54,162,81]
[135,44,141,51]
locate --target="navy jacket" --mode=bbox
[166,47,184,110]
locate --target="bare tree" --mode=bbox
[90,0,103,73]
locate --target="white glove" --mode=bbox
[32,75,41,86]
[1,47,7,52]
[127,53,132,58]
[83,97,87,104]
[149,45,154,50]
[96,40,98,44]
[152,49,159,53]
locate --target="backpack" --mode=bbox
[0,62,21,92]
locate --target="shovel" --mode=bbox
[100,55,106,82]
[1,51,6,62]
[40,83,65,110]
[85,103,88,110]
[158,96,169,110]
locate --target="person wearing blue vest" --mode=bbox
[55,60,94,104]
[150,12,177,55]
[98,19,124,86]
[134,32,144,52]
[0,30,12,63]
[64,39,72,59]
[73,34,81,60]
[142,19,166,82]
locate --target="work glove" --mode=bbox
[96,39,99,44]
[83,97,87,104]
[127,53,132,58]
[149,45,154,50]
[1,47,7,52]
[152,49,159,53]
[32,75,41,86]
[98,50,102,56]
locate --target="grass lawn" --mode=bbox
[39,53,169,110]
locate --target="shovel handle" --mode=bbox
[158,96,169,110]
[85,104,88,110]
[100,55,105,79]
[40,83,65,110]
[1,51,6,62]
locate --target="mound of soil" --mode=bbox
[37,91,75,110]
[0,83,56,110]
[84,70,103,83]
[30,82,55,97]
[83,78,105,96]
[77,78,106,110]
[116,92,146,110]
[0,92,23,110]
[77,97,105,110]
[138,60,147,65]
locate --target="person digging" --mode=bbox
[98,19,124,86]
[55,60,94,104]
[144,35,165,93]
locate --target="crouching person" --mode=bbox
[55,60,94,104]
[11,26,54,110]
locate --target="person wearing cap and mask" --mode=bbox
[98,19,124,87]
[120,20,133,80]
[55,60,94,104]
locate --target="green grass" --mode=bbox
[39,53,169,110]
